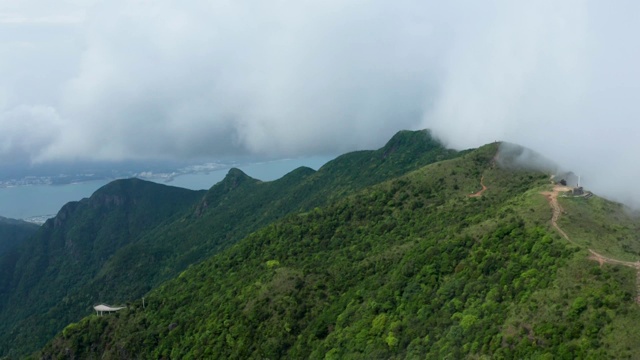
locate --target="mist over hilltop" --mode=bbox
[1,1,639,206]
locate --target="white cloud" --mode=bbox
[0,105,61,162]
[39,0,436,161]
[2,0,640,206]
[423,0,640,206]
[0,13,84,25]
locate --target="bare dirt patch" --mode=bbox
[469,176,488,198]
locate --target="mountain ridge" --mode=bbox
[38,140,640,358]
[0,129,460,357]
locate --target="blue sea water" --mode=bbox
[0,156,333,222]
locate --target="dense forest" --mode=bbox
[0,217,39,257]
[0,130,464,357]
[37,140,640,358]
[0,179,205,356]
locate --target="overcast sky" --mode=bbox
[1,1,640,206]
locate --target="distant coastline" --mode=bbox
[0,156,333,222]
[0,161,231,189]
[24,214,57,225]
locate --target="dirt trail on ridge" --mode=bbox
[540,186,573,244]
[541,185,640,303]
[469,176,488,198]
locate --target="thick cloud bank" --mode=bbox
[2,0,640,206]
[2,0,439,161]
[424,1,640,207]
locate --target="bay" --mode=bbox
[0,156,333,222]
[0,180,110,222]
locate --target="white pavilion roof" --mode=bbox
[93,304,125,311]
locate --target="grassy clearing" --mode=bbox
[559,194,640,261]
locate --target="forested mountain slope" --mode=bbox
[0,179,205,357]
[37,144,640,359]
[0,217,39,256]
[85,129,460,304]
[1,130,458,357]
[42,142,640,358]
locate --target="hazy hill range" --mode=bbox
[0,130,460,357]
[0,217,39,257]
[0,180,205,357]
[38,140,640,358]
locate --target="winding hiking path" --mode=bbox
[469,176,488,197]
[540,186,573,244]
[587,249,640,268]
[542,185,640,303]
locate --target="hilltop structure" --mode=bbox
[554,174,592,198]
[93,304,125,316]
